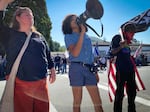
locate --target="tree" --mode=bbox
[3,0,54,51]
[59,46,66,52]
[52,41,61,51]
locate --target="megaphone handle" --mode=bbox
[100,21,103,37]
[85,23,103,37]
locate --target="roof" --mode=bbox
[90,36,110,46]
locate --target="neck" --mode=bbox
[19,27,32,36]
[73,28,80,33]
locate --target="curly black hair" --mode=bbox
[62,14,76,35]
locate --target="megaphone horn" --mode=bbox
[77,0,104,24]
[77,0,104,37]
[86,0,104,19]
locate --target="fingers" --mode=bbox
[49,73,56,84]
[47,68,56,84]
[96,73,99,83]
[49,76,56,84]
[80,24,86,33]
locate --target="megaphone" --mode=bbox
[77,0,104,24]
[76,0,104,37]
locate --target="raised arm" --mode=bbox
[111,40,127,55]
[0,0,14,10]
[0,0,14,44]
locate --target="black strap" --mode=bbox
[85,20,103,37]
[71,62,91,67]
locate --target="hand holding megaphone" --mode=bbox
[80,24,87,34]
[0,0,15,10]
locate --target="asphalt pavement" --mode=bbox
[0,65,150,112]
[48,65,150,112]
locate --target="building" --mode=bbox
[91,36,150,63]
[51,36,150,64]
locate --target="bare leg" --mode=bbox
[72,87,83,112]
[86,85,103,112]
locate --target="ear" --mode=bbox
[16,16,20,22]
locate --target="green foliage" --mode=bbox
[2,0,64,52]
[53,41,61,51]
[52,41,66,52]
[3,0,55,51]
[59,46,67,52]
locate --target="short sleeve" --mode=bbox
[64,34,77,49]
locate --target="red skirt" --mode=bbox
[14,77,49,112]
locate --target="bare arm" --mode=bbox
[0,0,14,10]
[111,40,127,55]
[49,67,56,84]
[111,46,123,55]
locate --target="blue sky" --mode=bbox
[46,0,150,46]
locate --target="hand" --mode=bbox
[49,68,56,84]
[0,0,14,10]
[2,0,14,4]
[119,40,127,48]
[95,72,99,83]
[80,24,86,34]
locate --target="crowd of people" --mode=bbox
[95,56,107,71]
[53,54,68,74]
[135,53,148,66]
[53,53,108,75]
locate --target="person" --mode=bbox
[110,24,137,112]
[62,14,103,112]
[61,54,67,74]
[54,53,61,74]
[99,56,106,71]
[0,54,6,80]
[0,0,56,112]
